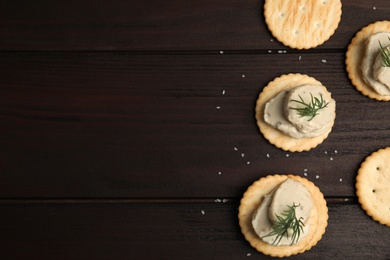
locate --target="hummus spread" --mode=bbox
[264,84,335,139]
[252,178,313,246]
[362,32,390,95]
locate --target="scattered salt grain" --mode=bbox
[234,147,238,151]
[270,39,274,42]
[321,59,327,63]
[241,153,245,157]
[247,253,251,256]
[286,154,290,157]
[304,172,308,177]
[278,50,283,53]
[216,106,221,109]
[339,178,343,182]
[268,50,272,53]
[201,210,205,215]
[304,169,308,172]
[324,151,328,154]
[215,199,221,202]
[316,175,320,179]
[330,157,333,161]
[222,199,228,203]
[298,55,302,60]
[247,161,250,165]
[219,51,224,54]
[373,6,377,10]
[222,90,225,95]
[242,74,246,78]
[266,153,270,158]
[334,150,338,154]
[344,198,349,202]
[218,171,222,175]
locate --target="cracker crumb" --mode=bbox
[201,210,205,215]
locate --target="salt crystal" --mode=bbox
[334,150,338,154]
[339,178,343,182]
[324,151,328,154]
[201,210,205,215]
[270,39,274,42]
[316,175,320,179]
[298,55,302,60]
[216,106,221,109]
[218,171,222,175]
[234,147,238,151]
[242,74,245,78]
[222,199,228,203]
[219,51,224,54]
[330,157,333,161]
[266,153,270,158]
[222,90,225,95]
[321,59,327,63]
[304,173,308,177]
[278,50,283,53]
[215,199,221,202]
[268,50,272,53]
[286,154,290,157]
[373,6,376,10]
[247,253,251,256]
[241,153,245,157]
[304,169,308,172]
[247,161,250,165]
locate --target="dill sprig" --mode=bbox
[379,37,390,67]
[290,93,329,121]
[261,203,305,246]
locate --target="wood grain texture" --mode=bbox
[0,201,389,259]
[1,0,390,259]
[0,0,387,50]
[0,52,388,198]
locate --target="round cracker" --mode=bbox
[255,74,335,152]
[264,0,342,49]
[238,174,328,257]
[356,147,390,227]
[346,20,390,101]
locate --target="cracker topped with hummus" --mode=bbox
[346,21,390,101]
[238,174,328,257]
[255,74,336,152]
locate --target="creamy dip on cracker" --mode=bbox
[252,178,313,246]
[264,84,335,139]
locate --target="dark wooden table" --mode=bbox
[1,1,390,259]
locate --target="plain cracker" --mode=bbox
[346,20,390,101]
[255,74,335,152]
[238,174,328,257]
[356,147,390,227]
[264,0,342,49]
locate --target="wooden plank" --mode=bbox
[0,52,388,198]
[0,200,388,259]
[0,0,388,50]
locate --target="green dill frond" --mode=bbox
[290,93,329,121]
